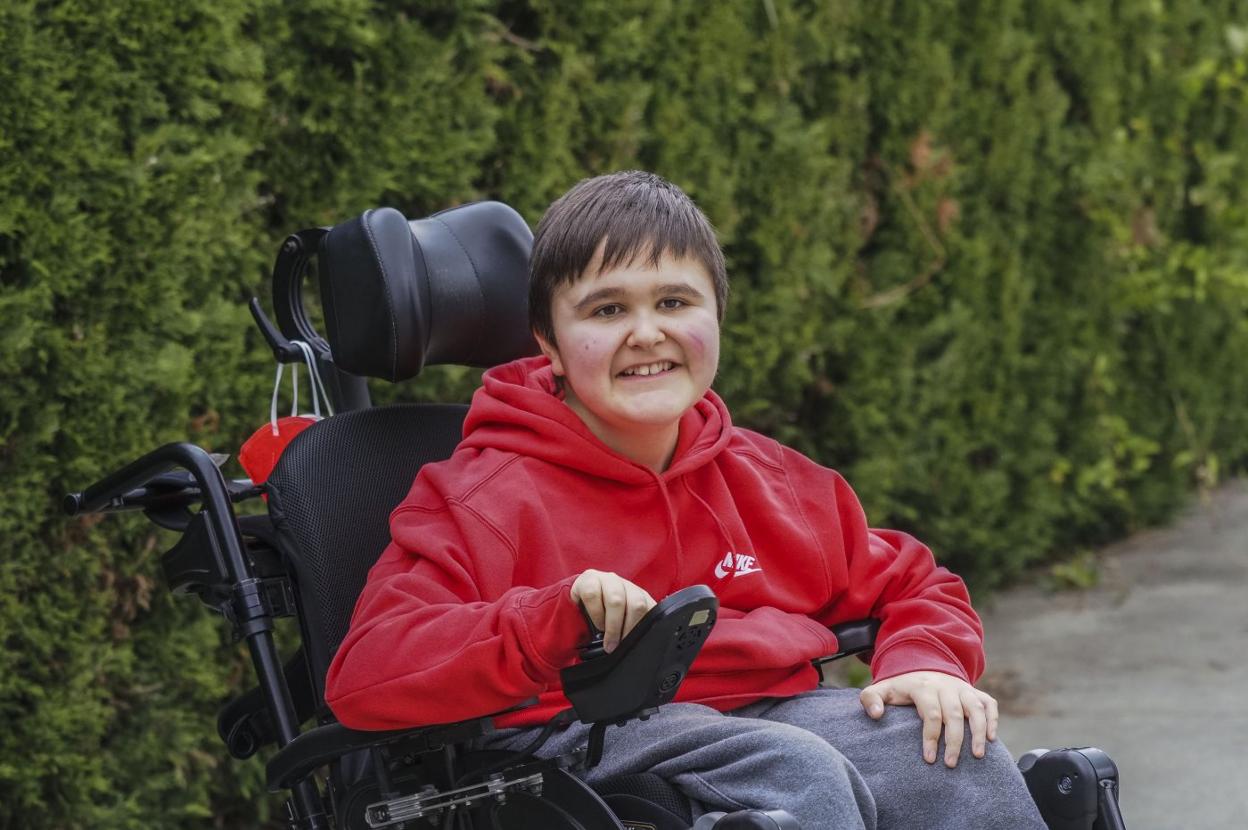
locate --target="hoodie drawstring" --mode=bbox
[682,478,737,557]
[655,478,685,592]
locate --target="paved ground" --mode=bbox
[978,480,1248,830]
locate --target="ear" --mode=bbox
[534,333,565,377]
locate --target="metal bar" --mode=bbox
[269,228,370,413]
[366,773,544,827]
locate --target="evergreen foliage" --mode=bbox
[2,1,1245,825]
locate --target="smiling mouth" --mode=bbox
[618,360,679,378]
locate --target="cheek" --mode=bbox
[684,319,720,369]
[565,336,616,379]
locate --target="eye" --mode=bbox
[593,304,623,318]
[659,297,686,310]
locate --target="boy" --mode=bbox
[325,171,1045,828]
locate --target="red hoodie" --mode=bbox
[325,356,983,730]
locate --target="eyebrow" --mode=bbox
[572,282,706,313]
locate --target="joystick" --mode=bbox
[561,585,718,767]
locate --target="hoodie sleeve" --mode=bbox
[324,486,586,730]
[782,449,985,684]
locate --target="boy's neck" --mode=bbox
[564,395,680,474]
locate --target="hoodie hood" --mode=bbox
[460,355,733,484]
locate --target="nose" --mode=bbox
[626,309,666,349]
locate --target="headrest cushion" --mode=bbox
[319,201,539,381]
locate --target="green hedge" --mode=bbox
[2,1,1246,825]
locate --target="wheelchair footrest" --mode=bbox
[364,762,547,828]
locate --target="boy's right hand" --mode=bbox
[569,569,656,654]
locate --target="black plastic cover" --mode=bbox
[161,510,229,602]
[695,810,802,829]
[217,648,317,760]
[1019,747,1120,830]
[319,201,539,382]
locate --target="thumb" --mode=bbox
[859,686,885,719]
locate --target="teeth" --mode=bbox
[623,361,673,377]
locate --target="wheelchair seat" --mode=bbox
[65,198,1127,830]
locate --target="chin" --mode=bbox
[617,402,695,426]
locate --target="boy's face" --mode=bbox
[537,249,721,452]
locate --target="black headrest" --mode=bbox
[318,201,540,382]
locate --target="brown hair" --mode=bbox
[528,170,728,345]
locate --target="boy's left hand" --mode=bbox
[859,671,998,768]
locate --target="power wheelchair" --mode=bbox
[66,200,1127,830]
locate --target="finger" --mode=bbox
[571,573,607,632]
[915,689,943,765]
[600,576,628,652]
[940,687,964,768]
[961,689,988,759]
[981,692,999,742]
[620,583,654,640]
[859,686,886,719]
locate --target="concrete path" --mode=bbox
[979,480,1248,830]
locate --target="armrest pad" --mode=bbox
[265,698,538,792]
[813,618,880,666]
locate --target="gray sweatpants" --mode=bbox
[483,688,1046,829]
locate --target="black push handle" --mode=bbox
[63,442,253,585]
[66,442,231,517]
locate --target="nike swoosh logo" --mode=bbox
[714,564,763,579]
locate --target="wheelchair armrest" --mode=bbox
[812,618,880,667]
[265,698,538,792]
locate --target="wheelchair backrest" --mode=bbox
[265,404,468,704]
